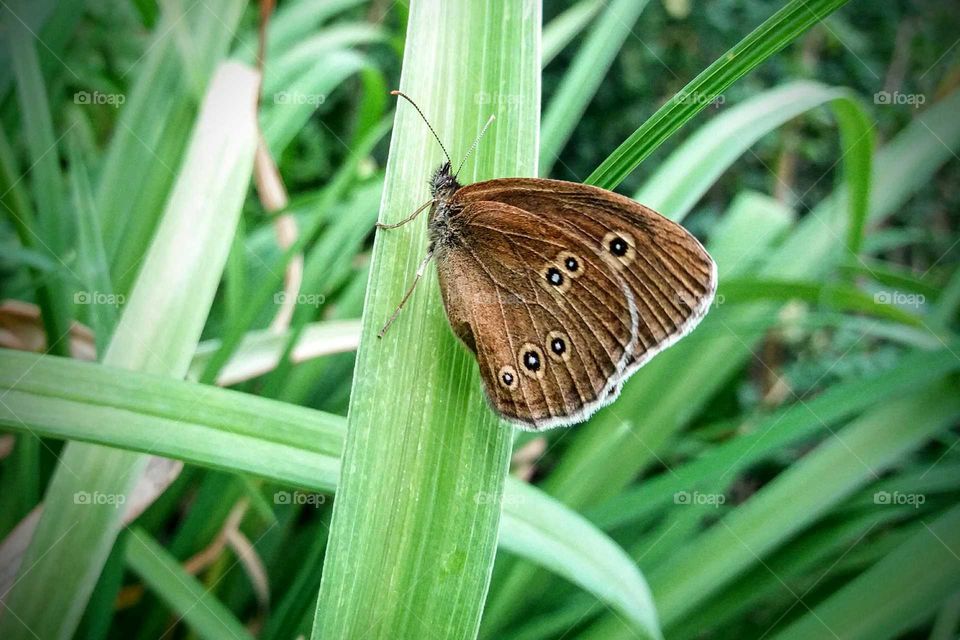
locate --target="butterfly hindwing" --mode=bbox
[453,178,717,377]
[436,200,639,429]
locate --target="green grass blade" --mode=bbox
[96,0,246,286]
[585,346,960,530]
[5,9,71,355]
[259,183,382,396]
[541,0,603,68]
[773,505,960,640]
[188,320,361,386]
[125,528,255,640]
[261,24,384,96]
[539,0,651,174]
[931,250,960,329]
[650,383,960,626]
[66,135,117,356]
[311,1,540,637]
[633,81,866,219]
[261,49,369,157]
[832,96,874,255]
[0,0,57,96]
[930,592,960,640]
[586,0,851,190]
[717,278,924,326]
[0,348,663,632]
[499,479,661,639]
[0,123,68,367]
[253,0,366,59]
[0,349,343,492]
[0,63,260,640]
[197,117,391,384]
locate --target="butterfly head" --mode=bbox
[430,162,461,201]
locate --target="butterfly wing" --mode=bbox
[437,200,639,429]
[453,178,717,378]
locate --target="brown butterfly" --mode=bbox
[378,91,717,430]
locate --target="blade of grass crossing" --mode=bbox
[197,117,392,384]
[585,346,960,530]
[0,348,665,636]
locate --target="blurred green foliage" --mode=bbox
[0,0,958,639]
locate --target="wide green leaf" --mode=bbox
[311,2,540,638]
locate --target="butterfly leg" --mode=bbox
[376,198,433,230]
[377,247,435,338]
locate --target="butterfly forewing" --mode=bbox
[436,200,639,429]
[453,178,717,378]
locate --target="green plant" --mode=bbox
[0,1,957,639]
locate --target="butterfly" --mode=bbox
[378,91,717,430]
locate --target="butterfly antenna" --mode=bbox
[455,114,495,177]
[391,90,452,166]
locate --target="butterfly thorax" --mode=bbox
[427,162,464,250]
